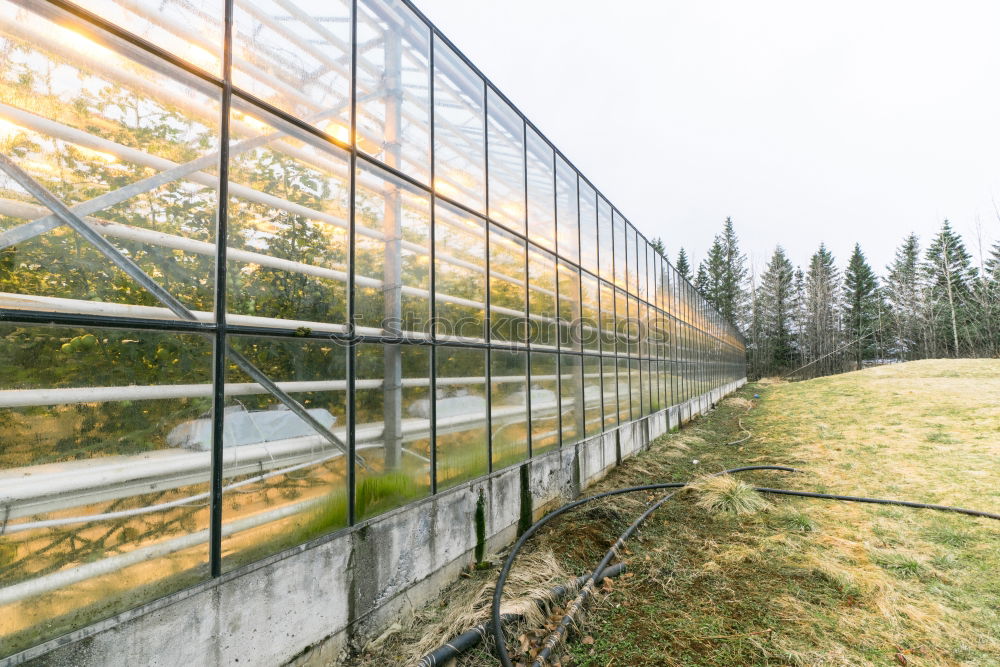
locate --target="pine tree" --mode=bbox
[676,248,692,282]
[718,217,749,328]
[694,262,709,297]
[692,218,748,329]
[923,220,976,355]
[803,243,842,376]
[756,246,796,374]
[884,233,923,360]
[696,236,725,308]
[650,237,666,256]
[843,243,880,364]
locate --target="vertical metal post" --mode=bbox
[382,17,404,471]
[552,151,562,448]
[208,0,234,580]
[572,175,585,441]
[522,118,532,459]
[483,83,492,472]
[347,0,359,524]
[428,32,437,494]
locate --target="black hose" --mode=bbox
[753,488,1000,520]
[490,465,801,667]
[416,563,626,667]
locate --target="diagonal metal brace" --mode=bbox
[0,152,362,467]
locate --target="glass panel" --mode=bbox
[525,128,555,250]
[559,354,583,446]
[433,39,485,212]
[580,273,600,353]
[637,237,647,302]
[614,288,629,357]
[434,201,486,341]
[356,0,431,182]
[599,280,617,355]
[601,355,617,430]
[490,349,528,469]
[0,324,211,655]
[435,346,487,489]
[579,181,598,275]
[639,301,649,358]
[233,0,351,132]
[0,7,219,320]
[597,197,614,281]
[612,210,627,289]
[628,296,640,357]
[529,352,559,454]
[228,102,350,331]
[557,261,580,351]
[625,224,637,296]
[527,245,558,350]
[616,357,631,422]
[354,161,432,335]
[221,335,348,572]
[555,156,578,263]
[486,89,525,231]
[643,359,654,415]
[65,0,224,76]
[489,224,526,343]
[583,355,603,437]
[630,358,642,418]
[355,342,431,520]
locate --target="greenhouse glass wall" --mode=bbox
[0,0,744,656]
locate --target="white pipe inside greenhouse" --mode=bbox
[0,494,327,607]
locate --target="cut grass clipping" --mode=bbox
[689,474,771,517]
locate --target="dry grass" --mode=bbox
[689,475,772,516]
[722,396,753,410]
[350,360,1000,666]
[350,550,572,665]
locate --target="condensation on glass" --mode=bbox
[0,0,745,658]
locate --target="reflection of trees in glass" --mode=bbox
[0,326,211,468]
[0,34,217,312]
[227,143,349,325]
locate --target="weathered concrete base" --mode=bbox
[13,380,747,667]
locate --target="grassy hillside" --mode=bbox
[356,360,1000,666]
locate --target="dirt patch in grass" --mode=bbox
[350,360,1000,666]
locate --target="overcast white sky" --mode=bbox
[417,0,1000,276]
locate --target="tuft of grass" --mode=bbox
[872,551,924,579]
[775,509,817,533]
[690,475,771,517]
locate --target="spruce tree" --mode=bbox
[697,236,726,310]
[757,246,796,373]
[843,243,880,364]
[804,243,841,376]
[885,233,923,359]
[650,237,666,256]
[694,263,709,298]
[718,217,749,328]
[676,248,692,282]
[923,220,976,355]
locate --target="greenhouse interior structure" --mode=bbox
[0,0,745,663]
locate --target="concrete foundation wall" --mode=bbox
[11,379,747,667]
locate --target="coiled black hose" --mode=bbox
[490,465,801,667]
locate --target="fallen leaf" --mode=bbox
[895,653,908,666]
[582,636,595,645]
